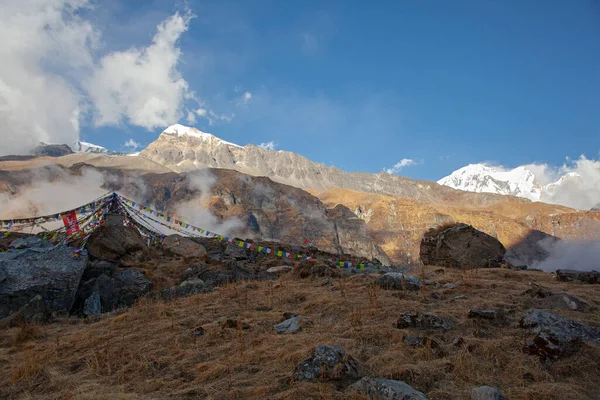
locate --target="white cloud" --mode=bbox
[523,155,600,210]
[124,138,141,151]
[384,158,416,174]
[196,108,207,117]
[242,91,252,104]
[186,111,197,124]
[0,3,219,156]
[87,11,195,130]
[258,141,276,150]
[0,0,98,156]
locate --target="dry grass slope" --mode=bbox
[1,267,599,399]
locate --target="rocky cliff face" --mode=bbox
[315,188,600,266]
[139,125,523,207]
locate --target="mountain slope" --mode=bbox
[139,124,527,207]
[438,164,593,209]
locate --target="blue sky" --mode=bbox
[64,1,600,180]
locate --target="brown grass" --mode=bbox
[1,268,599,399]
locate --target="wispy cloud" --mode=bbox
[123,138,141,151]
[258,141,276,150]
[384,158,417,174]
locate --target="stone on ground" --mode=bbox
[162,235,207,258]
[471,386,505,400]
[350,377,429,400]
[376,272,422,291]
[293,345,364,386]
[396,312,454,331]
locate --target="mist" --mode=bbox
[532,237,600,272]
[174,169,244,237]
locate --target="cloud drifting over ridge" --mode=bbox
[0,1,198,156]
[384,158,416,174]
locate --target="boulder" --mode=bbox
[224,242,249,260]
[275,316,302,334]
[161,278,214,300]
[162,235,207,258]
[471,386,505,400]
[376,272,422,291]
[83,260,116,280]
[86,224,149,262]
[556,269,600,284]
[75,269,152,314]
[395,312,454,331]
[520,309,600,362]
[0,246,88,319]
[350,377,429,400]
[293,345,364,386]
[420,224,506,269]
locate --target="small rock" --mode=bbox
[246,283,258,289]
[266,266,293,274]
[468,309,505,320]
[395,312,454,331]
[424,280,440,287]
[452,295,467,301]
[222,319,250,330]
[350,377,429,400]
[471,386,505,400]
[403,336,440,349]
[430,293,442,300]
[451,336,465,347]
[275,316,301,334]
[293,345,364,386]
[556,269,600,284]
[523,283,553,298]
[162,279,214,300]
[193,327,205,337]
[376,272,422,291]
[443,280,463,289]
[321,278,334,286]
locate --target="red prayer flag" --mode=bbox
[61,210,80,236]
[303,238,309,244]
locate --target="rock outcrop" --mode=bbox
[556,269,600,284]
[0,246,88,319]
[520,309,600,362]
[420,224,506,269]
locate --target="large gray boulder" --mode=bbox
[520,309,600,362]
[76,269,152,314]
[376,272,422,291]
[420,224,506,269]
[350,377,429,400]
[293,345,364,386]
[86,224,149,262]
[0,246,88,319]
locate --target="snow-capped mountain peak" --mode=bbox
[437,164,542,201]
[72,141,109,154]
[162,124,241,148]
